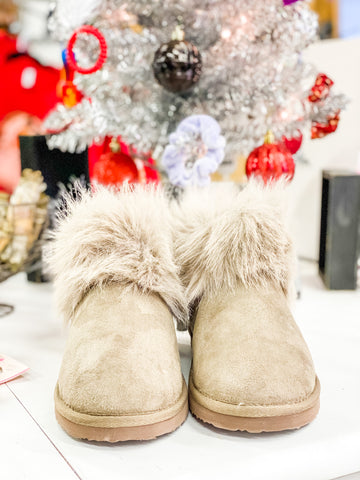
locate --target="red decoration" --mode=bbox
[93,150,139,185]
[309,73,334,103]
[67,25,107,75]
[308,74,342,140]
[92,137,139,185]
[246,132,295,183]
[0,29,17,65]
[0,30,60,122]
[90,137,160,185]
[281,130,303,155]
[311,112,340,139]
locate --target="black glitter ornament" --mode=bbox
[152,31,202,94]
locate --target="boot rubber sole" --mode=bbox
[55,379,188,442]
[189,375,320,433]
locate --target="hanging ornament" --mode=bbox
[152,25,202,94]
[281,130,303,155]
[162,115,225,187]
[311,112,340,139]
[246,131,295,183]
[308,74,342,140]
[92,137,139,186]
[66,25,107,75]
[60,49,83,108]
[308,73,334,103]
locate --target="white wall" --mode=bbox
[290,37,360,260]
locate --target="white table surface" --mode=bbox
[1,262,360,480]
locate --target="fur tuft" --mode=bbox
[171,179,296,323]
[46,184,188,330]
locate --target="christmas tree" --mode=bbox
[45,0,346,186]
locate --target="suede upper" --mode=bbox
[58,285,184,417]
[192,283,316,407]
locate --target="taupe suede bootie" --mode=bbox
[48,186,188,442]
[172,181,320,433]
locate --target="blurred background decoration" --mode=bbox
[0,0,359,263]
[0,169,48,286]
[0,0,60,194]
[1,0,358,196]
[44,0,346,189]
[311,0,339,38]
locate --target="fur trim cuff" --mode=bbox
[47,185,188,330]
[172,180,295,322]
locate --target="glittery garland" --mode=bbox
[45,0,347,173]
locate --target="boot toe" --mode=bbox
[57,286,184,417]
[192,285,317,408]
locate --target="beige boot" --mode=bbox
[172,181,320,433]
[48,186,188,442]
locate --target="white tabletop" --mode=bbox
[1,262,360,480]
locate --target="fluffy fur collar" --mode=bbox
[47,184,188,330]
[171,180,295,326]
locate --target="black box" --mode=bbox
[19,135,90,282]
[319,170,360,290]
[19,135,89,198]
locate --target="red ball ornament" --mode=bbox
[281,130,303,155]
[246,132,295,183]
[93,138,139,186]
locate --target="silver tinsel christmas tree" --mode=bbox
[45,0,346,178]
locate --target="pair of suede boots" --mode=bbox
[48,181,320,442]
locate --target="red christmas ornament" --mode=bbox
[281,130,303,155]
[308,73,334,103]
[246,132,295,183]
[311,112,340,139]
[92,138,139,186]
[89,137,161,185]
